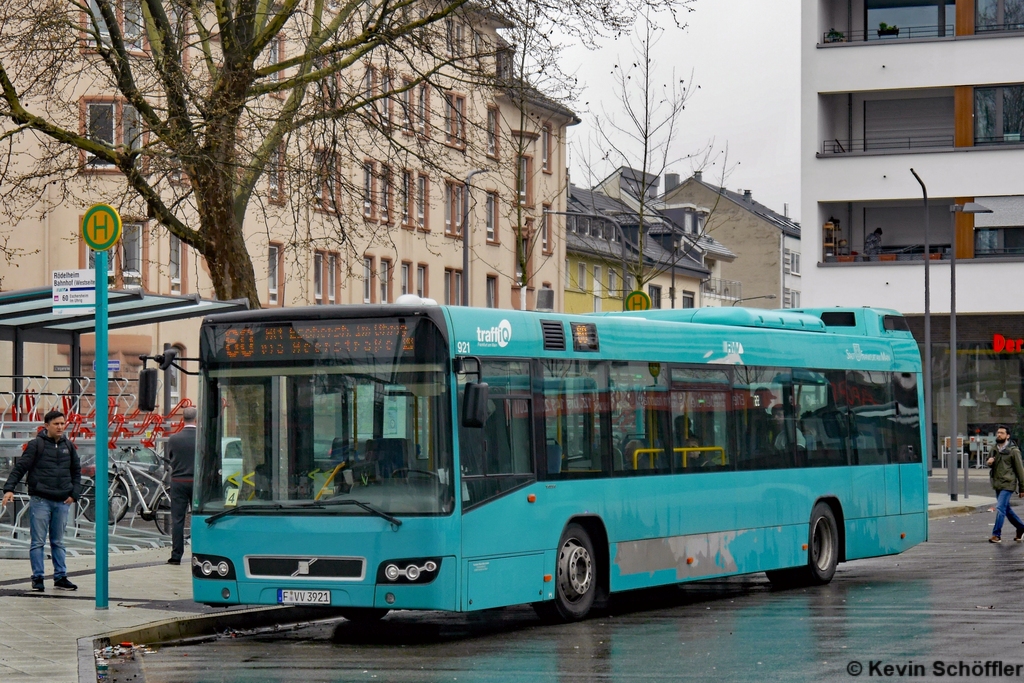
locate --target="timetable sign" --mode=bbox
[53,269,96,316]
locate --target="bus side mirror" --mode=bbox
[462,382,489,428]
[138,368,159,412]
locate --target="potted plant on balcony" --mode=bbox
[877,22,900,37]
[825,27,846,43]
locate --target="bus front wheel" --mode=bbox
[535,523,597,622]
[767,502,839,588]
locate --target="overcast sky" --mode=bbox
[561,0,802,222]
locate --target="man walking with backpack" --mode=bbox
[2,410,82,591]
[986,425,1024,543]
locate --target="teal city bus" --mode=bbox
[189,302,926,622]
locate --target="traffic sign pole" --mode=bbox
[94,249,109,610]
[81,203,120,612]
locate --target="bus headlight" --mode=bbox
[192,554,237,580]
[376,558,442,584]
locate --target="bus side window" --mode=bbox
[847,370,893,465]
[669,366,732,472]
[542,360,608,477]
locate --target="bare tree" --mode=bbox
[581,9,723,294]
[0,0,685,308]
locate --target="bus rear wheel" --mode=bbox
[534,523,597,622]
[767,502,839,588]
[338,608,389,624]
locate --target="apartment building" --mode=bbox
[801,0,1024,458]
[563,168,737,314]
[0,4,575,405]
[662,173,802,309]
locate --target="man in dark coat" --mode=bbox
[166,406,197,564]
[2,410,81,591]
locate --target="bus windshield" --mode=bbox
[195,316,453,516]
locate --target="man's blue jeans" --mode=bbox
[992,489,1024,538]
[29,496,69,580]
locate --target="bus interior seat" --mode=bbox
[375,438,408,477]
[546,441,562,474]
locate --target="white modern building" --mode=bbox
[801,0,1024,462]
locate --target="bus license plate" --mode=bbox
[277,589,331,605]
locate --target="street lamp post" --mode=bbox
[910,169,935,490]
[731,294,777,307]
[950,201,992,499]
[461,169,486,307]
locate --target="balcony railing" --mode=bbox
[821,133,954,155]
[701,277,741,300]
[822,24,954,43]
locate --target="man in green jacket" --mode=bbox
[986,425,1024,543]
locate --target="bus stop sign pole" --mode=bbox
[82,203,121,610]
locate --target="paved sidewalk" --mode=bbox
[0,548,216,683]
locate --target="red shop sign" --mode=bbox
[993,333,1024,353]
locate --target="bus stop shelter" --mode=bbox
[0,286,247,389]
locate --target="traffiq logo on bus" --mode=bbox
[477,320,512,348]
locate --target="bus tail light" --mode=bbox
[376,558,442,584]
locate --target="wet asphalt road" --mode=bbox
[133,504,1024,683]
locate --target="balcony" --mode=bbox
[701,277,742,301]
[818,0,1024,46]
[821,133,954,155]
[818,90,954,157]
[822,23,954,43]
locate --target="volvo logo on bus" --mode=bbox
[477,319,512,348]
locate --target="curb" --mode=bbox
[928,503,992,520]
[79,605,348,683]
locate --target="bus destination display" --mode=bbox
[214,321,414,362]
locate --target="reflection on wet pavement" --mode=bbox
[140,511,1023,682]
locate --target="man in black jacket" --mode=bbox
[165,406,197,565]
[2,410,81,591]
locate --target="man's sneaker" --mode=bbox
[1015,530,1024,542]
[53,577,78,591]
[31,578,44,592]
[990,535,1002,543]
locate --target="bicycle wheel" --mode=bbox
[152,489,173,536]
[109,477,131,524]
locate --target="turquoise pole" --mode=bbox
[94,250,109,610]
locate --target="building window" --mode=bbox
[681,290,695,308]
[416,264,427,297]
[976,0,1024,32]
[541,205,551,252]
[268,244,280,305]
[416,175,428,229]
[86,101,141,167]
[401,79,413,130]
[608,269,618,296]
[486,275,497,308]
[268,145,284,199]
[542,125,552,172]
[445,93,466,145]
[380,259,391,303]
[400,170,412,225]
[445,182,464,236]
[565,259,570,288]
[401,262,410,295]
[517,156,531,205]
[486,192,498,241]
[379,72,392,125]
[625,273,635,292]
[577,262,586,291]
[121,223,143,288]
[88,0,143,50]
[593,265,602,312]
[314,252,324,303]
[648,284,662,309]
[792,290,801,308]
[380,167,391,223]
[416,83,429,135]
[790,250,800,275]
[975,85,1024,145]
[328,254,336,303]
[444,268,463,305]
[362,64,376,106]
[167,344,185,406]
[169,234,181,293]
[363,257,374,303]
[363,161,375,217]
[486,108,499,157]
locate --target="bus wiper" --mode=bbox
[202,501,321,528]
[318,497,403,527]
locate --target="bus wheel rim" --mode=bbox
[558,539,592,601]
[812,517,834,571]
